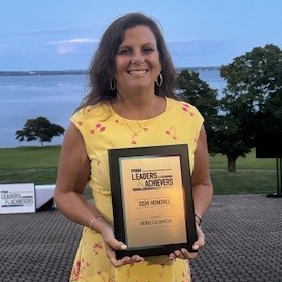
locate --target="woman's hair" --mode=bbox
[79,12,177,108]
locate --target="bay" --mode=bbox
[0,70,225,148]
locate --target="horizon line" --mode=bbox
[0,66,221,73]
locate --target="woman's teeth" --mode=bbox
[128,70,147,75]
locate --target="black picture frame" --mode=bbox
[108,144,197,259]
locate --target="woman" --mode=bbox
[55,12,213,282]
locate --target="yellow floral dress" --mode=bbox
[69,97,204,282]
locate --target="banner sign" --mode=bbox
[0,183,36,214]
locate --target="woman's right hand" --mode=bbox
[100,220,144,267]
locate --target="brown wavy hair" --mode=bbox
[79,12,177,109]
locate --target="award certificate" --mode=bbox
[109,144,197,258]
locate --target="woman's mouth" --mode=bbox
[127,70,148,76]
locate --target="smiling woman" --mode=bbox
[79,12,177,109]
[54,12,213,282]
[113,25,164,120]
[115,26,161,97]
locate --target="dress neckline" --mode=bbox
[108,97,170,123]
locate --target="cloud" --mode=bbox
[0,44,8,54]
[168,38,233,55]
[167,39,206,43]
[167,38,232,45]
[29,28,93,35]
[58,46,75,55]
[166,39,235,67]
[0,28,93,36]
[46,38,99,45]
[45,38,99,55]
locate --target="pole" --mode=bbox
[266,157,282,198]
[278,158,282,194]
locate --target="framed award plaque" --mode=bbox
[108,144,197,259]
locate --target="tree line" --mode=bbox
[178,44,282,172]
[16,44,282,172]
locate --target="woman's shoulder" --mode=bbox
[70,102,114,133]
[71,102,112,121]
[167,97,202,117]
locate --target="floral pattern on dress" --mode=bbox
[159,258,172,277]
[97,270,116,282]
[70,258,90,281]
[93,241,104,256]
[181,260,191,282]
[115,119,148,145]
[90,123,106,134]
[165,126,177,140]
[181,103,194,117]
[194,129,200,143]
[92,157,101,175]
[72,118,83,127]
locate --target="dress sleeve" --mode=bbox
[190,105,204,145]
[70,108,89,146]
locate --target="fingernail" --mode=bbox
[121,244,127,250]
[193,244,199,250]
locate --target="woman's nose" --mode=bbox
[131,51,144,64]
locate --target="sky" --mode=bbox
[1,0,282,70]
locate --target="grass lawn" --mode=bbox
[0,146,61,184]
[210,169,276,194]
[0,146,278,197]
[210,149,276,170]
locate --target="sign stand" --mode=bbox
[266,158,282,198]
[256,132,282,198]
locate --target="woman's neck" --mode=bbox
[111,90,165,120]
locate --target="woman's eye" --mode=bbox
[143,48,154,53]
[119,49,130,55]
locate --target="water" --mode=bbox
[0,70,225,148]
[0,75,88,148]
[198,69,226,96]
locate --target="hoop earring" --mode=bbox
[156,73,163,87]
[110,78,116,91]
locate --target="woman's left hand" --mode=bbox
[168,223,205,260]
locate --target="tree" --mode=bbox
[176,69,219,153]
[16,117,65,147]
[218,44,282,172]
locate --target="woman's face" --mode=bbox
[115,25,161,94]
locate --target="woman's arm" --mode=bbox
[54,123,103,230]
[54,123,143,266]
[191,125,214,218]
[169,125,213,260]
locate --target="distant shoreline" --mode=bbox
[0,70,87,77]
[0,67,220,77]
